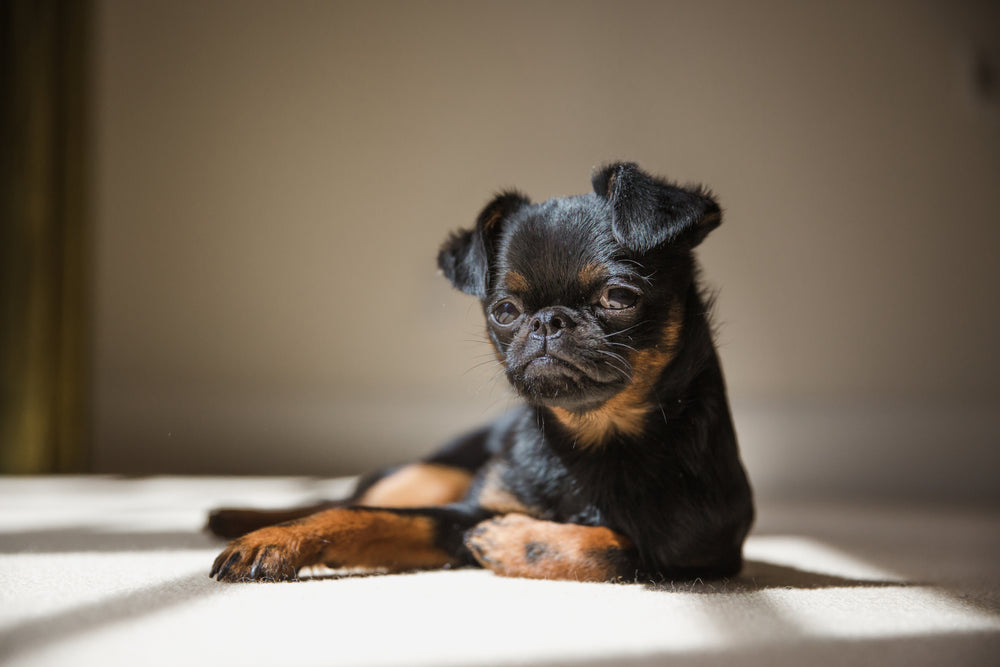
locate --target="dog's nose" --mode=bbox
[529,307,576,339]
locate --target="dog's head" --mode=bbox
[439,162,721,439]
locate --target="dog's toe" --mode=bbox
[210,530,300,583]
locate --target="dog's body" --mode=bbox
[209,162,754,583]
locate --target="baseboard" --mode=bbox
[95,386,1000,504]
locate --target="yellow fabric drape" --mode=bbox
[1,0,91,472]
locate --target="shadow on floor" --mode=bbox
[0,572,225,663]
[0,528,906,591]
[646,558,906,594]
[0,527,222,553]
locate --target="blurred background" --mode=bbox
[3,0,998,503]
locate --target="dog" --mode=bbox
[208,161,754,583]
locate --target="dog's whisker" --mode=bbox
[594,348,633,371]
[472,365,510,395]
[597,362,632,381]
[600,320,652,339]
[606,341,639,353]
[463,359,505,376]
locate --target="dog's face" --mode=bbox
[439,162,721,415]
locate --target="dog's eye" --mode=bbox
[491,300,522,326]
[599,286,640,310]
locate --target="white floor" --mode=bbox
[1,476,998,666]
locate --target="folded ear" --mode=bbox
[592,162,721,253]
[438,191,530,297]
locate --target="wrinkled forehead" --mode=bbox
[494,195,622,302]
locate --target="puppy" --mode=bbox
[208,162,754,583]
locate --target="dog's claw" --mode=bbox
[210,531,301,583]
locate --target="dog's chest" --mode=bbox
[506,439,662,526]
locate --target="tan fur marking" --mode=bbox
[476,465,539,516]
[212,508,457,580]
[482,210,503,233]
[466,514,632,582]
[311,509,455,570]
[550,303,684,448]
[358,463,472,508]
[577,263,607,288]
[504,271,529,293]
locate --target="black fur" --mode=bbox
[208,161,753,583]
[437,161,752,578]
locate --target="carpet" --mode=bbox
[1,476,998,666]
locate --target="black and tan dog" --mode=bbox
[208,162,754,583]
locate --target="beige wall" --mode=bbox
[92,0,1000,500]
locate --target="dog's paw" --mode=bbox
[210,527,302,583]
[465,514,557,578]
[465,514,630,582]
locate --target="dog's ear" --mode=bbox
[438,191,530,297]
[592,162,721,253]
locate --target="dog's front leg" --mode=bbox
[210,506,483,582]
[465,513,636,582]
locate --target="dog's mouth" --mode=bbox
[509,349,629,411]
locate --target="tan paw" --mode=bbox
[465,514,631,582]
[210,526,304,582]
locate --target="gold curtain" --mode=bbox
[0,0,91,472]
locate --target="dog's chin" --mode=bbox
[509,355,625,412]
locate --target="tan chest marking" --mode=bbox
[550,304,684,448]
